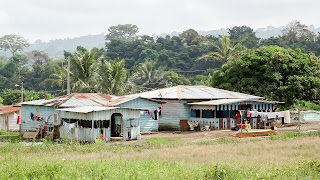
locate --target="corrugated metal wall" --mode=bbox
[300,113,320,121]
[21,105,56,133]
[159,100,181,130]
[118,98,160,132]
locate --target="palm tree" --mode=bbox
[101,58,127,95]
[131,60,168,90]
[199,35,245,63]
[71,50,99,92]
[43,65,67,92]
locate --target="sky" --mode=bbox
[0,0,319,42]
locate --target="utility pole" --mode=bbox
[67,56,70,95]
[21,82,23,103]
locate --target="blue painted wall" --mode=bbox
[118,98,160,132]
[21,105,57,133]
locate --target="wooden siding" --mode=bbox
[60,127,110,142]
[159,100,181,131]
[118,98,160,132]
[21,105,56,133]
[0,112,20,131]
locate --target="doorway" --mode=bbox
[4,116,8,131]
[111,113,122,137]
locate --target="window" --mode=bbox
[216,111,224,118]
[191,110,201,117]
[202,110,214,118]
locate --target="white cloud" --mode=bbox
[0,10,9,25]
[0,0,319,41]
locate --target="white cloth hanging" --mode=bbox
[284,110,290,123]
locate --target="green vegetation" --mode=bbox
[1,21,320,109]
[212,46,320,106]
[0,132,319,179]
[0,130,22,142]
[269,130,320,140]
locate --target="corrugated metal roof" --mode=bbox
[104,96,140,106]
[188,99,279,106]
[0,106,20,114]
[21,93,113,107]
[58,106,119,113]
[127,85,262,100]
[58,106,145,113]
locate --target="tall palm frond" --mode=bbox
[199,35,246,63]
[101,57,127,95]
[71,50,99,92]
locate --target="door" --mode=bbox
[111,113,122,136]
[4,116,8,131]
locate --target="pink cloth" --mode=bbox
[247,111,251,117]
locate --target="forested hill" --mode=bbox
[1,21,320,108]
[4,25,318,60]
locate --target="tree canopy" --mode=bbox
[0,34,30,56]
[212,46,320,106]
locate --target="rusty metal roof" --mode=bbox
[21,93,114,107]
[0,106,20,114]
[127,85,262,100]
[58,106,119,113]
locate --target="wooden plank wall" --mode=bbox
[119,98,160,132]
[21,105,56,133]
[159,100,181,130]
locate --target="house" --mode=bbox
[0,105,20,131]
[58,106,142,142]
[20,93,161,138]
[126,85,281,130]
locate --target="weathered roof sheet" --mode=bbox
[188,99,281,106]
[0,106,20,114]
[104,96,140,106]
[58,106,119,113]
[127,85,262,100]
[58,106,145,113]
[21,93,113,107]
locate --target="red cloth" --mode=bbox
[16,116,20,124]
[234,114,239,118]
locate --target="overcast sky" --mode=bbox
[0,0,319,42]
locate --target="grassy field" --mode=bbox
[0,131,319,179]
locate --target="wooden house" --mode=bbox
[20,93,161,137]
[126,85,280,131]
[58,106,142,142]
[0,106,20,131]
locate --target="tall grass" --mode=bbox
[269,130,320,140]
[0,132,319,179]
[1,158,319,179]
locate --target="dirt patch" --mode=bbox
[142,122,320,140]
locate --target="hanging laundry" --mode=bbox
[247,111,251,118]
[284,110,290,123]
[156,107,161,113]
[31,113,34,120]
[16,116,20,124]
[149,110,155,119]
